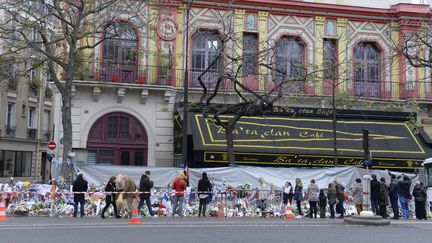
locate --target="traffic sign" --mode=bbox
[48,141,57,150]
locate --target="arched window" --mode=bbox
[87,112,148,166]
[191,30,222,87]
[275,37,305,93]
[102,22,138,83]
[354,42,381,97]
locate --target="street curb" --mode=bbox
[344,216,391,226]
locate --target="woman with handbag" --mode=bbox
[101,176,121,218]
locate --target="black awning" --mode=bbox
[190,113,431,169]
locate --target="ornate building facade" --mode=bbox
[51,0,432,170]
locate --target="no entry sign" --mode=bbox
[48,141,56,150]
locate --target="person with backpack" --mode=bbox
[197,172,212,217]
[398,175,412,219]
[138,171,155,218]
[101,176,121,218]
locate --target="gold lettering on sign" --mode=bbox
[299,131,324,138]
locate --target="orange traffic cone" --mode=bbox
[128,199,141,225]
[284,202,294,219]
[0,193,8,221]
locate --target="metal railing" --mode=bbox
[27,128,37,139]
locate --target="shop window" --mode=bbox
[354,42,381,97]
[243,33,259,75]
[0,151,32,177]
[275,37,305,93]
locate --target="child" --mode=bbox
[318,189,327,218]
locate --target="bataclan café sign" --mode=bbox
[188,108,430,169]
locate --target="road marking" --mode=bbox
[0,224,334,230]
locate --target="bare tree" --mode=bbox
[0,0,147,181]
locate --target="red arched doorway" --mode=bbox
[87,112,148,166]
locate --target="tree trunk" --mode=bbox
[60,88,73,183]
[332,80,338,166]
[225,123,236,167]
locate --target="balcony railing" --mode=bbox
[27,128,37,139]
[73,61,432,101]
[74,62,180,86]
[42,130,51,142]
[5,126,16,137]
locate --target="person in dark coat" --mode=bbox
[334,180,345,218]
[379,177,389,219]
[318,189,327,219]
[327,183,337,218]
[197,172,212,217]
[398,175,412,219]
[412,181,427,220]
[137,171,155,217]
[370,174,381,216]
[72,173,88,217]
[101,176,120,218]
[388,174,399,219]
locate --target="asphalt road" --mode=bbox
[0,217,431,243]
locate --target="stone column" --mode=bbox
[315,16,325,95]
[337,18,347,93]
[258,11,268,91]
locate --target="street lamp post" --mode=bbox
[182,0,192,168]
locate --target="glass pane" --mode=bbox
[326,21,335,36]
[121,151,130,165]
[192,51,205,71]
[246,14,256,30]
[15,152,22,176]
[107,117,118,138]
[243,33,258,75]
[98,150,115,157]
[119,116,129,138]
[135,152,144,166]
[4,151,15,177]
[22,152,32,177]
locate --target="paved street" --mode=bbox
[0,217,431,243]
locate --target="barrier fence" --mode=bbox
[0,188,378,218]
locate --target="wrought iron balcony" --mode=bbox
[42,130,51,142]
[27,128,37,139]
[5,126,16,137]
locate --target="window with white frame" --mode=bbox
[28,107,37,128]
[7,103,16,129]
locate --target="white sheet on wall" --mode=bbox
[74,164,418,190]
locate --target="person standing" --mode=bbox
[318,189,327,218]
[412,181,427,220]
[335,180,345,218]
[379,177,389,219]
[123,176,137,218]
[282,181,293,208]
[72,173,88,218]
[398,175,412,219]
[370,174,381,216]
[197,172,212,217]
[352,178,363,215]
[294,178,304,216]
[388,174,399,219]
[101,176,120,218]
[257,177,270,216]
[306,179,319,218]
[327,183,337,218]
[172,172,187,217]
[138,171,155,217]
